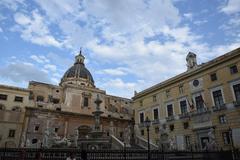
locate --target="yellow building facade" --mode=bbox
[132,47,240,150]
[0,85,31,147]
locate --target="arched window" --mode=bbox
[12,106,21,112]
[0,104,5,110]
[32,138,38,144]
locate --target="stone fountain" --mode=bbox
[90,95,104,138]
[77,94,111,150]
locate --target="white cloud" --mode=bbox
[183,13,193,20]
[0,27,3,32]
[97,67,128,76]
[0,0,24,11]
[193,20,207,25]
[0,62,51,84]
[30,55,49,63]
[35,0,82,21]
[100,78,137,97]
[220,0,240,14]
[44,64,57,72]
[13,10,62,47]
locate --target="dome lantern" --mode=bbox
[75,49,85,64]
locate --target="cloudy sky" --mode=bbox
[0,0,239,98]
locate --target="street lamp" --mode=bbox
[228,127,235,160]
[145,116,151,160]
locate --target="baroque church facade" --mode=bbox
[0,51,133,148]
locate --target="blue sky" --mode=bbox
[0,0,240,98]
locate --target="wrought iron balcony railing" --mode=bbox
[212,104,227,112]
[166,116,174,122]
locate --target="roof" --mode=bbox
[132,47,240,100]
[0,84,30,92]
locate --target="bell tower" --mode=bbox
[186,52,198,70]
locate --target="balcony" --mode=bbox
[190,108,210,117]
[212,104,227,112]
[179,112,190,119]
[233,100,240,107]
[36,101,47,108]
[166,116,174,122]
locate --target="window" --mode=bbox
[233,84,240,102]
[139,112,144,123]
[222,132,231,144]
[153,108,159,120]
[212,90,224,107]
[167,104,173,117]
[195,95,204,111]
[141,129,144,136]
[219,115,227,124]
[8,129,15,138]
[169,124,174,131]
[230,65,238,74]
[153,95,157,102]
[180,100,187,114]
[37,96,44,102]
[183,122,189,129]
[0,94,7,100]
[155,127,159,134]
[83,97,89,107]
[210,73,217,81]
[119,132,123,138]
[34,125,40,131]
[54,128,59,133]
[179,84,184,94]
[140,100,143,106]
[14,96,23,102]
[166,90,170,98]
[52,98,60,104]
[32,138,38,144]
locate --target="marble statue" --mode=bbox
[123,125,131,147]
[74,128,79,147]
[205,128,218,151]
[169,137,176,150]
[43,127,71,148]
[20,134,25,147]
[109,121,114,135]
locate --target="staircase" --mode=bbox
[127,143,145,150]
[135,135,158,150]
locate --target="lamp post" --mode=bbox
[145,116,151,160]
[229,127,235,160]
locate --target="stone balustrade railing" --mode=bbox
[110,134,125,149]
[135,135,158,150]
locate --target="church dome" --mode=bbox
[60,50,95,87]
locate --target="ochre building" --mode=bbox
[132,47,240,150]
[0,51,133,148]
